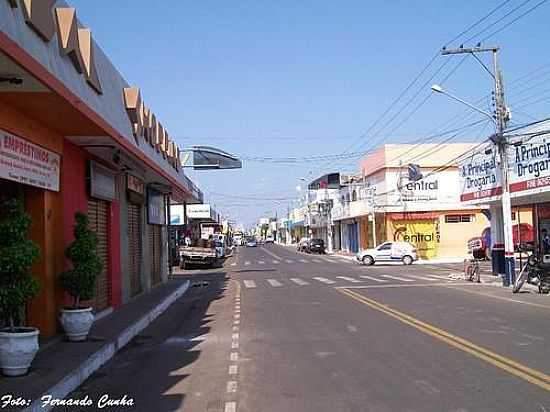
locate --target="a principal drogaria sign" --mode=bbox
[508,133,550,193]
[459,144,502,202]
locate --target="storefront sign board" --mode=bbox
[0,130,60,191]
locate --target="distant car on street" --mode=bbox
[246,238,257,247]
[307,238,325,254]
[265,236,275,244]
[356,241,417,266]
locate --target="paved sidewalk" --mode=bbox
[0,279,191,412]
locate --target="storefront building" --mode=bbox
[459,122,550,273]
[331,144,489,258]
[0,2,201,337]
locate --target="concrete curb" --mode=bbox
[26,280,190,412]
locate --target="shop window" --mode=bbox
[511,212,516,221]
[445,214,472,223]
[352,190,357,202]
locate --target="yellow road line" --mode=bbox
[442,285,550,311]
[339,288,550,392]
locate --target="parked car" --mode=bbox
[356,241,418,266]
[307,238,325,254]
[297,237,310,252]
[246,237,257,247]
[265,236,275,244]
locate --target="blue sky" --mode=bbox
[71,0,550,227]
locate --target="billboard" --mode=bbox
[458,144,502,203]
[0,130,60,192]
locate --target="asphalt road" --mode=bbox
[61,244,550,412]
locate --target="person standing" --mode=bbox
[541,229,550,254]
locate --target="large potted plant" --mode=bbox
[60,212,103,342]
[0,198,40,376]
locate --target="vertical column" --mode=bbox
[27,188,63,338]
[490,204,505,276]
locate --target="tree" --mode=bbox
[0,198,40,331]
[60,213,103,309]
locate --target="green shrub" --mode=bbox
[60,212,103,309]
[0,198,40,331]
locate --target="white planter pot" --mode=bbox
[60,307,94,342]
[0,327,39,376]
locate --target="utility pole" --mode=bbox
[441,45,514,285]
[368,187,377,247]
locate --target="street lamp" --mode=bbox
[180,146,242,170]
[431,84,496,125]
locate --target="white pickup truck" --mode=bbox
[179,245,221,269]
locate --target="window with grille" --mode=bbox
[445,214,473,223]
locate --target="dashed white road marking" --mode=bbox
[336,276,362,283]
[311,258,322,263]
[290,278,309,286]
[267,278,283,287]
[229,364,238,375]
[299,259,309,263]
[359,275,388,282]
[425,274,448,280]
[347,324,358,333]
[381,274,414,282]
[406,274,439,281]
[232,326,239,332]
[227,381,238,393]
[230,262,237,267]
[230,352,239,361]
[244,261,251,266]
[234,313,241,319]
[258,260,265,265]
[224,402,237,412]
[262,247,283,260]
[231,341,239,349]
[272,260,280,264]
[320,257,337,264]
[243,280,256,288]
[313,277,336,284]
[232,333,240,340]
[233,319,240,325]
[285,259,294,263]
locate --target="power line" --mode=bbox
[481,0,548,41]
[462,0,533,43]
[339,0,515,148]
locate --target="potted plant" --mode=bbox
[60,212,103,342]
[0,198,40,376]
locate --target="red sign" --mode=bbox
[127,174,144,194]
[460,187,502,202]
[509,176,550,193]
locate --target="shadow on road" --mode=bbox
[56,273,229,412]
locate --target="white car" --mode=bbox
[356,241,418,266]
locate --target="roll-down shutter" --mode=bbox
[149,225,162,286]
[127,203,142,296]
[87,199,109,311]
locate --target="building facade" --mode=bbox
[458,122,550,274]
[0,1,201,337]
[331,144,490,259]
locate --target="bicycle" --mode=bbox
[463,256,481,283]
